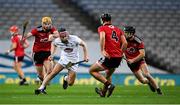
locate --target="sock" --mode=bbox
[64,75,68,81]
[104,81,111,87]
[39,85,45,90]
[19,76,22,79]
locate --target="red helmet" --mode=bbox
[9,25,19,33]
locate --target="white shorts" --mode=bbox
[58,58,78,72]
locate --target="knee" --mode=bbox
[89,68,94,75]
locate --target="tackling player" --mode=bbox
[89,13,127,97]
[24,17,59,82]
[5,25,29,85]
[123,26,163,95]
[34,28,89,94]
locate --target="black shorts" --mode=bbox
[14,56,24,62]
[33,51,51,66]
[98,57,122,69]
[127,59,145,72]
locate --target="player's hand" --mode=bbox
[84,56,89,62]
[127,59,134,64]
[101,50,110,59]
[5,50,10,55]
[48,55,54,61]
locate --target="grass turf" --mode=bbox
[0,84,179,104]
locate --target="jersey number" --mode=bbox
[111,31,119,42]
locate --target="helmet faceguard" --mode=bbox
[58,27,69,44]
[124,26,135,39]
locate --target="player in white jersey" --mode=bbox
[35,28,89,94]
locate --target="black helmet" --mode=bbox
[58,27,66,32]
[100,13,111,22]
[124,26,135,34]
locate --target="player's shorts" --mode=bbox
[14,56,24,62]
[58,58,78,72]
[97,57,122,69]
[33,51,51,66]
[127,59,145,72]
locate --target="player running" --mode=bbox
[123,26,163,95]
[34,27,89,94]
[89,13,127,97]
[24,17,58,82]
[5,25,29,85]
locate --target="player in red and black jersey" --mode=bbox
[124,26,162,95]
[6,25,29,85]
[89,13,127,97]
[24,17,58,82]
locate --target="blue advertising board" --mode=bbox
[0,72,179,86]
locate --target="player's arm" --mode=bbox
[24,32,33,39]
[5,42,17,54]
[79,40,89,62]
[127,49,145,64]
[23,39,29,49]
[99,31,110,58]
[48,31,59,41]
[48,42,57,61]
[120,35,127,52]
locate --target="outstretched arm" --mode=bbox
[24,32,33,40]
[48,31,59,41]
[5,42,17,54]
[48,42,57,61]
[79,40,89,62]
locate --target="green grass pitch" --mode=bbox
[0,84,179,104]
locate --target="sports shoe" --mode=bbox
[34,88,47,95]
[63,75,68,89]
[148,83,155,92]
[157,88,163,95]
[19,79,29,86]
[95,87,106,97]
[107,84,115,97]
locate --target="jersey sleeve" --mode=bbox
[75,36,82,44]
[138,42,145,49]
[31,28,38,36]
[51,27,57,33]
[98,26,105,35]
[11,36,18,43]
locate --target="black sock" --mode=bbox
[104,81,110,87]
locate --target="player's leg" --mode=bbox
[141,63,163,95]
[35,63,64,95]
[134,70,149,84]
[35,66,44,81]
[63,70,76,89]
[89,63,113,97]
[105,68,115,82]
[89,62,109,84]
[43,59,52,78]
[33,52,44,82]
[14,56,28,85]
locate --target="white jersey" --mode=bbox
[53,35,82,68]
